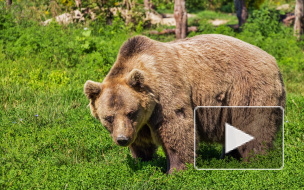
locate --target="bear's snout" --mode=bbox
[116,135,130,146]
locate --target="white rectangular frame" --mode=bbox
[193,106,284,170]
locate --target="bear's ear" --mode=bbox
[127,69,145,90]
[84,80,101,99]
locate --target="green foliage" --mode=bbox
[243,8,282,37]
[154,0,267,13]
[186,0,234,12]
[247,0,266,10]
[152,0,175,12]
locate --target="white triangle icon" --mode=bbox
[225,123,254,154]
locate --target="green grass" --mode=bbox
[189,10,238,25]
[1,6,304,189]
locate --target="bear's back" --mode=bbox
[165,34,285,108]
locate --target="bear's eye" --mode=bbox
[104,116,114,124]
[127,110,138,121]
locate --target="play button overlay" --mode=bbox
[193,106,284,170]
[225,123,254,154]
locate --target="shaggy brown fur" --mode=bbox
[84,34,286,173]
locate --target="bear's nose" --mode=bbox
[117,135,129,146]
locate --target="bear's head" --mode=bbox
[84,69,156,147]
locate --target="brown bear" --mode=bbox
[84,34,286,173]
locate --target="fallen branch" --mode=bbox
[149,26,198,35]
[282,15,295,26]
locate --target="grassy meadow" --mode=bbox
[1,2,304,189]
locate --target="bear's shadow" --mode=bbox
[126,154,168,173]
[197,143,222,161]
[126,145,222,173]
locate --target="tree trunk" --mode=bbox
[294,0,304,39]
[75,0,81,8]
[7,0,12,6]
[174,0,187,39]
[234,0,248,27]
